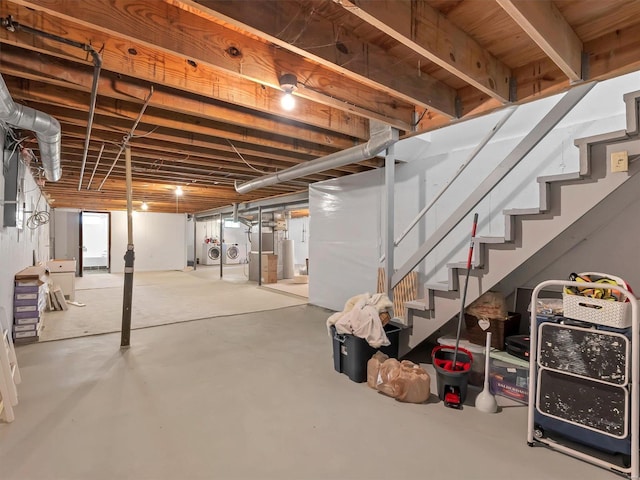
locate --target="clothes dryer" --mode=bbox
[225,244,241,264]
[202,243,221,265]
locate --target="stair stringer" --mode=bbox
[402,92,640,354]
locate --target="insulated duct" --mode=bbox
[0,73,61,182]
[235,120,398,194]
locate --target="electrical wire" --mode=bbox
[25,190,50,229]
[413,108,429,127]
[227,139,270,174]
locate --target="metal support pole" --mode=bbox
[192,215,197,270]
[258,206,263,286]
[121,146,135,347]
[219,213,224,278]
[384,143,396,302]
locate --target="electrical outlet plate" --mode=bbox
[611,151,629,172]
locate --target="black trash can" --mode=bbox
[331,323,402,383]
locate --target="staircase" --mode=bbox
[400,89,640,353]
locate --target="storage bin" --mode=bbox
[489,350,529,404]
[464,312,521,350]
[562,293,630,328]
[331,323,402,383]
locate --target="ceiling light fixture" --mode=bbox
[175,186,183,196]
[279,73,297,111]
[141,201,148,211]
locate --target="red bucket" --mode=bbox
[431,345,473,403]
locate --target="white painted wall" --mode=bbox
[52,209,80,264]
[287,216,309,269]
[110,211,187,272]
[0,133,51,330]
[309,71,640,312]
[517,188,640,292]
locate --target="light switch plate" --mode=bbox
[611,151,629,172]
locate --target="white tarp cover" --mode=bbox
[309,71,640,312]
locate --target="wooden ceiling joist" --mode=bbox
[10,0,415,130]
[333,0,512,104]
[0,43,367,144]
[497,0,583,82]
[175,0,457,118]
[1,0,640,213]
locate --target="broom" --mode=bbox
[451,213,478,370]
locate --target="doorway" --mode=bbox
[80,211,111,274]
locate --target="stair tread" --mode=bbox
[405,300,428,311]
[504,207,541,215]
[475,236,505,244]
[425,282,451,292]
[447,261,481,268]
[538,172,582,183]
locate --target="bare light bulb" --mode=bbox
[281,91,295,111]
[175,186,183,196]
[141,202,149,211]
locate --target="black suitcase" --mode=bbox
[505,334,530,361]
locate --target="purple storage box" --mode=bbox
[14,284,41,294]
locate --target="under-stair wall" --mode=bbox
[309,70,640,354]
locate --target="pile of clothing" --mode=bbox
[326,292,394,348]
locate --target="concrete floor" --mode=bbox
[42,266,306,341]
[1,274,619,479]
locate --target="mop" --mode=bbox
[440,213,478,407]
[451,213,478,370]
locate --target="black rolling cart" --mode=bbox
[528,279,639,478]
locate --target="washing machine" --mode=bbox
[225,243,241,264]
[202,243,221,265]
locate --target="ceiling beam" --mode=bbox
[0,41,368,144]
[173,0,457,118]
[57,138,346,183]
[8,0,414,130]
[333,0,512,103]
[497,0,583,82]
[0,3,369,141]
[2,75,367,169]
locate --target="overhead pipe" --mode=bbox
[235,120,399,194]
[87,143,105,190]
[78,53,102,190]
[1,16,101,188]
[98,87,154,190]
[0,73,62,182]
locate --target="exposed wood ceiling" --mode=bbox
[1,0,639,213]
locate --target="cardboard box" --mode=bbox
[47,259,77,273]
[15,266,47,285]
[14,329,38,338]
[14,284,41,293]
[14,298,39,307]
[15,304,38,313]
[15,292,38,301]
[13,323,37,332]
[14,315,39,325]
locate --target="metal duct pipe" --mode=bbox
[1,16,100,188]
[0,73,61,182]
[235,120,398,194]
